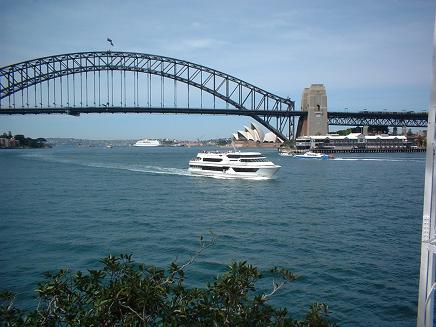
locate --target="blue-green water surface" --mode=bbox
[0,146,425,326]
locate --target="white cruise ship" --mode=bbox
[133,139,160,147]
[188,151,280,179]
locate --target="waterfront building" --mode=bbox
[295,133,409,151]
[0,137,20,148]
[0,138,9,147]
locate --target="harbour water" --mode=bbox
[0,146,425,326]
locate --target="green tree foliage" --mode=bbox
[0,254,337,326]
[1,132,11,139]
[216,138,231,146]
[280,139,296,149]
[12,134,26,144]
[335,128,353,136]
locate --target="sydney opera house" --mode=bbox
[232,123,283,147]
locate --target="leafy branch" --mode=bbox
[0,236,337,326]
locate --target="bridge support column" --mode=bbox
[298,84,329,137]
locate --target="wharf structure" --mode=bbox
[292,133,424,153]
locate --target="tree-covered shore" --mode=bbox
[0,132,50,149]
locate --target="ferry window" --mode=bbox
[232,154,262,158]
[233,168,258,172]
[202,166,229,171]
[240,158,268,162]
[203,158,222,162]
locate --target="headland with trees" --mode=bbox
[0,131,49,149]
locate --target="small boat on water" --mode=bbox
[188,150,281,179]
[294,151,330,160]
[278,151,294,157]
[133,139,160,147]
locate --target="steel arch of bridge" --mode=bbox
[0,51,295,140]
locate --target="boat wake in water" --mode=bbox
[90,163,193,177]
[20,153,192,177]
[21,153,275,180]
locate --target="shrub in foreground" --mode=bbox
[0,254,337,326]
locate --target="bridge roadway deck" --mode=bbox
[0,107,301,117]
[0,107,427,118]
[0,107,428,127]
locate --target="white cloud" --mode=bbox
[191,22,202,29]
[184,38,226,49]
[163,38,227,52]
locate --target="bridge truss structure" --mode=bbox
[0,51,295,140]
[327,111,428,128]
[0,51,429,140]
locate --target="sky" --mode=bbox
[0,0,434,139]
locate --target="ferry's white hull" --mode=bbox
[188,165,280,179]
[133,143,160,147]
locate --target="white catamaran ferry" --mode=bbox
[188,151,281,179]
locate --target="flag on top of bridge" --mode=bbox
[107,38,114,46]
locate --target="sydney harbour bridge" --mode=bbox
[0,51,428,141]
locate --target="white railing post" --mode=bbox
[417,13,436,327]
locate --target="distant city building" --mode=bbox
[296,133,409,151]
[298,84,329,137]
[232,123,283,147]
[0,137,20,148]
[0,138,9,147]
